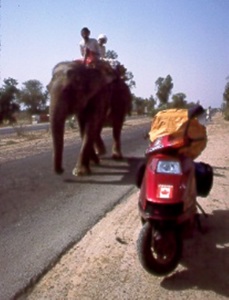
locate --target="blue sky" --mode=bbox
[1,0,228,108]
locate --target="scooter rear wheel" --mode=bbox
[137,222,182,276]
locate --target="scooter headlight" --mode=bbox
[157,160,182,174]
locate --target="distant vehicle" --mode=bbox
[32,114,49,124]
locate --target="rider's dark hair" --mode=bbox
[81,27,90,34]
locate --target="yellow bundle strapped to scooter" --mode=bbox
[148,108,207,159]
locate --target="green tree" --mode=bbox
[19,80,48,114]
[105,50,118,60]
[171,93,187,108]
[223,77,229,105]
[123,70,136,90]
[0,78,20,124]
[145,95,157,115]
[155,75,173,107]
[132,95,145,115]
[223,76,229,120]
[105,49,136,89]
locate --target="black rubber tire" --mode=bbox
[194,162,213,197]
[135,162,146,188]
[137,222,183,276]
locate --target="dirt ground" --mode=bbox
[4,114,229,300]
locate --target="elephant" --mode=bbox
[48,61,132,176]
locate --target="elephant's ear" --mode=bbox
[66,65,86,91]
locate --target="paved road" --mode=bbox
[0,121,150,300]
[0,116,143,136]
[0,123,50,135]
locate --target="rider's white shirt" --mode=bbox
[79,38,101,57]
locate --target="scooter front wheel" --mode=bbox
[137,222,182,276]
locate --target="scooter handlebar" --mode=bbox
[188,105,205,119]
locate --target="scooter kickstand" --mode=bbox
[195,213,203,233]
[196,201,208,218]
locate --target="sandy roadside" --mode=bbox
[19,113,229,300]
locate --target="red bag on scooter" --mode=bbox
[148,109,207,159]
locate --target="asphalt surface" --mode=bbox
[0,123,50,135]
[0,121,150,300]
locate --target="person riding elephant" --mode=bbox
[79,27,101,65]
[78,28,115,84]
[48,60,132,176]
[97,33,108,59]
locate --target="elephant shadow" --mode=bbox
[161,208,229,298]
[63,156,145,186]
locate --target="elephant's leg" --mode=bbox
[89,122,104,163]
[94,111,108,156]
[77,113,99,164]
[90,146,100,164]
[50,104,67,174]
[72,116,90,175]
[72,133,94,176]
[52,121,65,174]
[94,132,106,156]
[77,114,86,139]
[112,119,123,160]
[73,117,100,176]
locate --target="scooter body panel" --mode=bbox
[139,152,197,224]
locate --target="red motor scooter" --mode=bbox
[136,105,213,276]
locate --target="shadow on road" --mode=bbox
[213,166,229,171]
[63,156,145,186]
[213,166,229,181]
[161,208,229,298]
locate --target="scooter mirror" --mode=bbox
[188,105,205,119]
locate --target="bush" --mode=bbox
[223,106,229,121]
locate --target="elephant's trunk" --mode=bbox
[50,104,66,175]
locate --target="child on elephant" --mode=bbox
[97,34,108,59]
[79,27,101,64]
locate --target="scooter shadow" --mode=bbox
[212,165,229,178]
[212,166,229,171]
[161,208,229,298]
